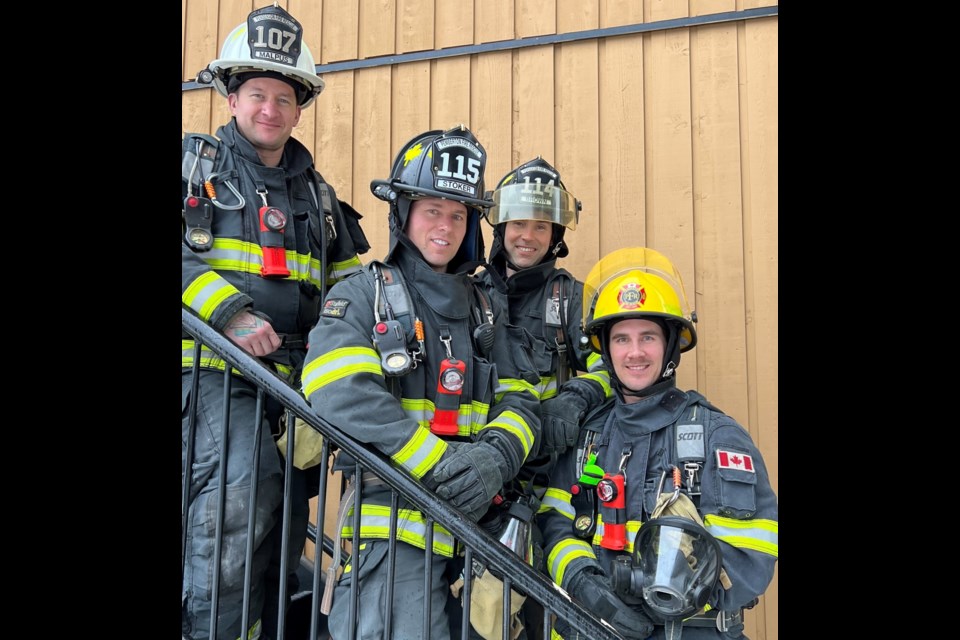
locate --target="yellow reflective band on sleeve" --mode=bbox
[479,410,535,458]
[495,377,541,402]
[183,271,242,321]
[393,427,448,479]
[578,370,612,398]
[541,487,575,519]
[547,538,596,586]
[704,514,779,558]
[538,375,558,400]
[301,346,381,397]
[328,255,363,285]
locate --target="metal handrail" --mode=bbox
[182,305,624,639]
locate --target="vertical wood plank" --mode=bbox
[555,39,600,281]
[599,0,645,28]
[359,0,396,59]
[644,27,697,391]
[556,0,598,33]
[690,22,748,424]
[647,0,689,21]
[691,0,736,16]
[397,0,434,53]
[352,66,393,261]
[517,0,556,38]
[393,61,433,153]
[473,50,514,257]
[315,71,356,204]
[741,16,778,640]
[476,0,515,43]
[322,0,358,63]
[437,0,474,49]
[597,33,646,260]
[513,46,555,169]
[430,57,472,130]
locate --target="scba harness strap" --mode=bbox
[180,132,339,262]
[366,261,497,378]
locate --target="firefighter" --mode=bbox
[538,248,778,639]
[478,158,611,477]
[301,125,541,639]
[181,5,369,640]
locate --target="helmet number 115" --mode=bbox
[436,152,480,185]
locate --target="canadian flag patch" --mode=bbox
[716,449,755,473]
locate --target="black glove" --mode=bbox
[539,391,588,456]
[432,442,504,522]
[566,569,653,640]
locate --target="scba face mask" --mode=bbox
[611,516,722,620]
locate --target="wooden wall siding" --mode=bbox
[182,2,778,637]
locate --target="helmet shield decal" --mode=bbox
[246,6,303,69]
[431,134,484,200]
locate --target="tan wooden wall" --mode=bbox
[183,1,778,637]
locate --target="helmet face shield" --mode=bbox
[635,516,722,620]
[486,183,578,229]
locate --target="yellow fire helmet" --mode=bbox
[582,247,697,353]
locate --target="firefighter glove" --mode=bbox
[566,568,653,639]
[539,391,587,455]
[433,442,504,522]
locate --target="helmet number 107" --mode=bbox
[437,153,480,185]
[253,26,296,53]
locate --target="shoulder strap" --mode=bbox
[545,270,578,382]
[181,133,220,191]
[673,393,715,499]
[367,261,415,340]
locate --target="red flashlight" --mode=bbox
[430,358,466,436]
[259,206,290,278]
[597,471,627,550]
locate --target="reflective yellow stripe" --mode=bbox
[342,503,455,557]
[392,427,448,480]
[495,377,540,402]
[301,346,381,397]
[546,538,596,586]
[578,370,612,398]
[328,255,363,284]
[183,271,242,321]
[541,487,575,519]
[480,410,535,458]
[200,238,343,289]
[704,514,779,558]
[399,398,489,437]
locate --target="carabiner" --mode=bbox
[206,172,246,210]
